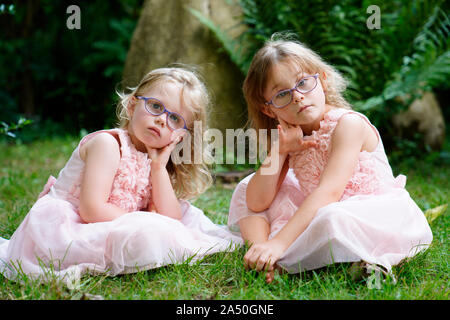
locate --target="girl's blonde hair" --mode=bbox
[243,34,351,149]
[116,66,213,200]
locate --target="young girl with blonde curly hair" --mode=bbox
[0,66,241,282]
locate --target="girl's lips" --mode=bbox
[299,105,311,112]
[148,127,160,137]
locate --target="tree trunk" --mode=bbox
[122,0,247,133]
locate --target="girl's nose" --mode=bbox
[293,89,305,102]
[154,113,166,127]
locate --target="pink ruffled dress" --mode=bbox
[0,129,242,282]
[228,108,432,273]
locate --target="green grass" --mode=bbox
[0,136,448,300]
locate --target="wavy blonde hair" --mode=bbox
[116,66,213,200]
[243,34,351,151]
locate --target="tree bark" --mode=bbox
[122,0,247,133]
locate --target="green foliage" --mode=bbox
[0,117,32,139]
[188,7,249,71]
[191,0,450,155]
[0,0,143,141]
[355,7,450,114]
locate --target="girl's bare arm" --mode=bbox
[79,133,126,223]
[246,147,289,212]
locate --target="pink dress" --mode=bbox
[228,109,433,273]
[0,129,242,282]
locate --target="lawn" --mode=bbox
[0,135,448,300]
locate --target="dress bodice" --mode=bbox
[288,108,405,200]
[48,129,152,212]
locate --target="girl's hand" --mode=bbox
[147,130,185,170]
[243,238,287,273]
[277,117,317,154]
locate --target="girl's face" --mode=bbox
[127,81,191,152]
[262,60,328,133]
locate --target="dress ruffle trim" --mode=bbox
[67,129,152,213]
[108,129,152,212]
[289,109,380,199]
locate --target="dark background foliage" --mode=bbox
[0,0,143,141]
[0,0,449,162]
[195,0,449,160]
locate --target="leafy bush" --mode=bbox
[0,117,32,139]
[191,0,450,154]
[0,0,143,141]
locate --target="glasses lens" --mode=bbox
[146,100,164,115]
[273,90,292,108]
[167,112,185,130]
[296,76,316,93]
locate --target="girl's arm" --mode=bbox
[244,114,368,271]
[79,133,126,223]
[149,162,182,220]
[246,146,289,212]
[246,119,316,212]
[147,131,185,220]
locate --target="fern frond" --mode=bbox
[186,7,247,73]
[354,7,450,112]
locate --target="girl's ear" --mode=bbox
[126,96,137,118]
[261,104,276,119]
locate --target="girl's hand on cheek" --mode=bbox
[277,117,317,154]
[147,130,186,170]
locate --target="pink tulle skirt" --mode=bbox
[0,193,242,282]
[228,170,433,273]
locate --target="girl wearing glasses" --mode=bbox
[228,36,433,283]
[0,67,241,282]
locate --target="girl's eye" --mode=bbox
[297,79,307,87]
[276,91,289,98]
[150,103,164,111]
[169,113,180,123]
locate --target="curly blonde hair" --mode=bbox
[243,34,351,151]
[116,66,213,200]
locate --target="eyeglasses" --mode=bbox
[265,73,319,109]
[136,96,188,130]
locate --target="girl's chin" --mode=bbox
[144,139,171,150]
[143,142,165,150]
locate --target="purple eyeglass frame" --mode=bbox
[265,73,320,109]
[136,96,188,130]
